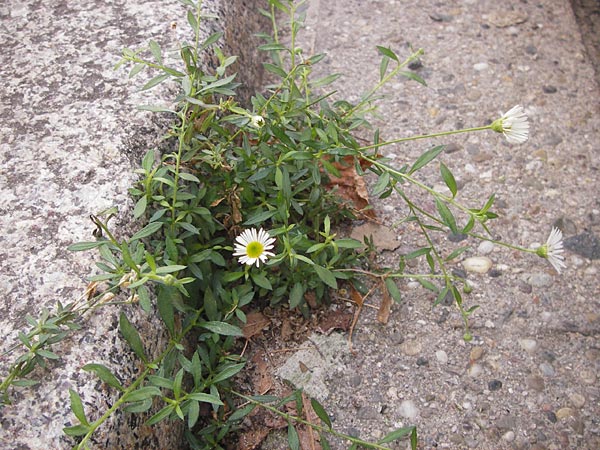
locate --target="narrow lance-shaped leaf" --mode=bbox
[157,286,175,337]
[310,398,332,429]
[384,277,402,303]
[68,389,89,426]
[435,198,458,233]
[82,363,123,391]
[287,422,300,450]
[439,161,457,197]
[408,145,444,175]
[119,312,147,362]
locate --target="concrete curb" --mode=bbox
[0,1,267,448]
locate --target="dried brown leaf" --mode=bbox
[377,280,392,324]
[242,311,271,339]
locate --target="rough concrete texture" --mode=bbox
[0,1,267,448]
[266,0,600,449]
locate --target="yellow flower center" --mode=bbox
[246,241,264,258]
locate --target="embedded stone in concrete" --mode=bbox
[275,333,350,402]
[0,0,267,448]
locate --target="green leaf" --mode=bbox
[287,422,300,450]
[405,247,431,259]
[379,54,390,81]
[133,196,147,219]
[67,241,106,252]
[137,285,152,313]
[372,171,391,197]
[155,264,187,274]
[200,31,223,51]
[200,321,244,337]
[188,400,200,428]
[384,278,402,303]
[289,282,305,308]
[376,45,399,62]
[148,40,162,64]
[211,362,246,384]
[187,10,199,33]
[119,312,147,362]
[310,73,341,88]
[63,424,90,437]
[263,62,287,78]
[123,398,153,413]
[142,73,170,91]
[83,364,123,391]
[187,392,224,405]
[400,70,427,86]
[137,104,175,113]
[244,210,276,226]
[123,386,162,403]
[227,404,256,422]
[251,272,273,290]
[445,246,471,262]
[408,145,444,175]
[440,162,457,197]
[36,349,60,360]
[314,265,338,289]
[258,43,288,52]
[68,389,89,426]
[434,286,450,307]
[146,405,175,426]
[130,222,163,241]
[335,238,363,249]
[178,172,200,183]
[435,198,457,233]
[310,398,332,429]
[320,433,332,450]
[157,287,175,337]
[378,426,417,444]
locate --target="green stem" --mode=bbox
[74,308,204,449]
[359,125,493,152]
[231,391,402,450]
[344,48,424,119]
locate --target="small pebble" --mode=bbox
[463,256,493,273]
[528,272,553,287]
[502,431,515,442]
[569,393,585,409]
[444,143,461,153]
[470,346,484,361]
[539,362,555,377]
[518,280,533,294]
[467,363,483,377]
[473,62,489,71]
[488,379,503,391]
[488,268,502,277]
[543,85,557,94]
[579,369,596,385]
[448,232,468,242]
[416,357,429,366]
[526,375,545,392]
[399,400,419,419]
[436,350,449,364]
[519,338,538,354]
[556,407,574,420]
[400,340,422,356]
[525,44,537,55]
[545,411,557,423]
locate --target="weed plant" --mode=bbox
[0,1,564,449]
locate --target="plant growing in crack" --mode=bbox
[0,0,564,449]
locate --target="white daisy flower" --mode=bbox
[249,115,265,128]
[233,228,276,267]
[535,227,566,273]
[491,105,529,144]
